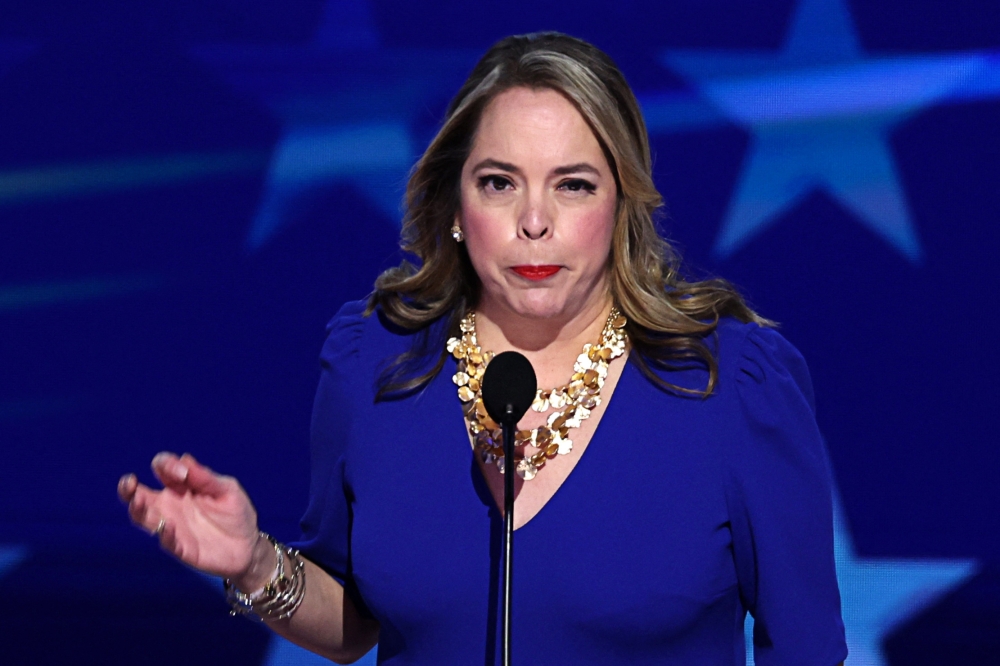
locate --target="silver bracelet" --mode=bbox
[224,532,306,622]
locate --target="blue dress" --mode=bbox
[293,300,848,665]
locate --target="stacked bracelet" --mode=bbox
[224,532,306,622]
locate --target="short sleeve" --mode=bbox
[726,326,847,665]
[288,300,367,587]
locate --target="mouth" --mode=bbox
[511,265,561,280]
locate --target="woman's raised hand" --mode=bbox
[118,452,265,583]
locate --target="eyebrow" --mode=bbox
[553,163,600,176]
[471,159,601,177]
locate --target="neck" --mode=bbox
[473,296,613,388]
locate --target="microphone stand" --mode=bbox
[502,404,515,666]
[481,350,534,666]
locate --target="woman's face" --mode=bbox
[457,86,617,323]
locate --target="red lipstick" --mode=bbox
[512,265,561,280]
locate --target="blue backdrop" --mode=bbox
[1,0,997,664]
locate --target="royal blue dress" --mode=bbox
[293,300,848,665]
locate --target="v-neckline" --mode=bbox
[459,353,630,532]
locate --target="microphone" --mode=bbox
[479,351,536,666]
[481,351,537,427]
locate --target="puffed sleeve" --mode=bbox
[726,326,847,665]
[289,300,367,588]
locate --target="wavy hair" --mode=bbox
[367,32,770,399]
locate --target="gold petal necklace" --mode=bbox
[446,307,627,480]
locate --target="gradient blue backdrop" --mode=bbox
[1,0,998,664]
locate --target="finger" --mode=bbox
[151,452,190,494]
[178,452,231,499]
[127,485,161,534]
[158,520,182,559]
[117,473,138,503]
[179,452,210,472]
[128,493,149,530]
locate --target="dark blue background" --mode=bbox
[1,1,997,664]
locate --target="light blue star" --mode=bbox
[744,498,977,666]
[648,0,1000,261]
[189,0,478,250]
[246,123,414,249]
[0,544,29,580]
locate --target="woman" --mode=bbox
[119,32,847,665]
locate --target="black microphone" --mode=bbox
[479,351,536,666]
[482,351,537,427]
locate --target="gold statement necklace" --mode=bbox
[446,307,627,480]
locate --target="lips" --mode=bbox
[511,265,561,280]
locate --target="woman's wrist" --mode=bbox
[232,531,278,593]
[224,533,308,622]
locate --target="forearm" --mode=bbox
[263,558,379,663]
[233,538,378,663]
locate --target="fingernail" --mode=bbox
[174,464,189,480]
[117,474,133,500]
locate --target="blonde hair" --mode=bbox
[368,32,770,398]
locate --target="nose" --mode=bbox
[518,193,551,240]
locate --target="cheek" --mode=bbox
[460,201,509,274]
[572,201,617,267]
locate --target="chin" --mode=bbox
[505,294,573,321]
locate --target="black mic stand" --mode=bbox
[480,350,535,666]
[502,404,515,666]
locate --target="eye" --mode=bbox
[558,178,597,194]
[477,175,513,192]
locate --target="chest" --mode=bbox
[341,363,741,653]
[471,349,629,530]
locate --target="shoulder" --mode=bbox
[321,299,426,359]
[320,298,450,388]
[712,318,814,411]
[321,299,367,356]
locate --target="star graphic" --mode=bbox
[189,0,478,250]
[0,544,29,580]
[646,0,1000,261]
[744,498,977,666]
